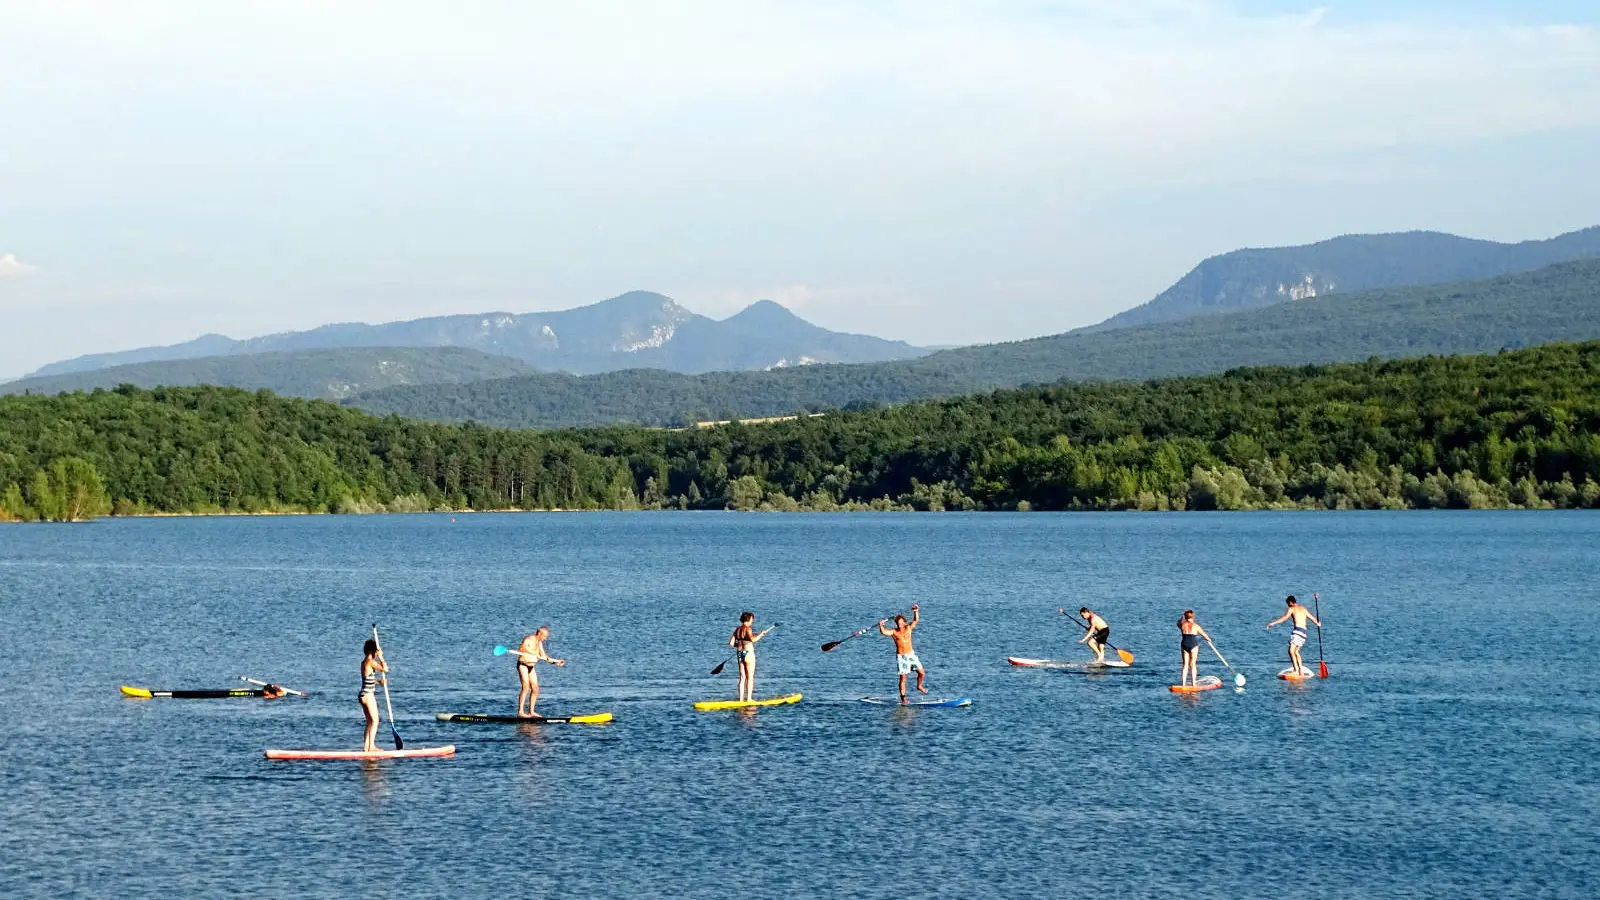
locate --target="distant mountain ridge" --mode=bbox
[23,292,928,379]
[0,347,539,401]
[1090,225,1600,332]
[347,259,1600,428]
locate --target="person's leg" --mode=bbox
[898,672,908,701]
[915,663,928,694]
[528,675,541,717]
[517,666,533,716]
[362,696,379,752]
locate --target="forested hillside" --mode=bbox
[350,259,1600,428]
[4,342,1598,520]
[1,347,538,400]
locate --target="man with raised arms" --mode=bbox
[1266,595,1321,677]
[878,604,928,702]
[514,626,566,718]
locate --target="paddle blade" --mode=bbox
[1117,648,1135,665]
[493,645,510,656]
[392,730,404,750]
[1234,673,1247,687]
[1319,660,1330,679]
[820,641,841,652]
[710,661,727,676]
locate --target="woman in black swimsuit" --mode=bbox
[1177,610,1211,688]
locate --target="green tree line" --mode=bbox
[3,342,1600,521]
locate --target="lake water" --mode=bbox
[1,512,1596,899]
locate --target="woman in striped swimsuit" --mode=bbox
[359,638,388,753]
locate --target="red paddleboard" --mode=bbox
[1169,676,1223,694]
[265,745,456,760]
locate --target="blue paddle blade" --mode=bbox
[493,646,510,656]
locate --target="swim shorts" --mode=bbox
[1290,627,1307,648]
[896,652,923,675]
[1093,627,1111,646]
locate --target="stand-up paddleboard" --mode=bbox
[123,685,277,699]
[693,693,802,711]
[265,745,456,760]
[1168,675,1224,694]
[1007,657,1129,669]
[436,712,613,725]
[860,696,972,707]
[1278,667,1315,681]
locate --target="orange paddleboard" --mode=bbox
[1169,676,1223,693]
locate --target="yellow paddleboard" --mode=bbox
[693,693,802,711]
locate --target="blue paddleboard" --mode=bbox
[860,696,972,707]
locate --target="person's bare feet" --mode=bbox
[917,684,929,694]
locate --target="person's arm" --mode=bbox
[1197,626,1211,641]
[877,620,892,636]
[1266,612,1289,629]
[729,630,739,649]
[754,626,773,642]
[1078,629,1090,644]
[1308,613,1322,628]
[909,605,920,629]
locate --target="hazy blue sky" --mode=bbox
[2,1,1597,376]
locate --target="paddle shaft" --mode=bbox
[823,609,913,652]
[1313,592,1329,677]
[239,676,307,696]
[1058,609,1135,663]
[371,625,403,750]
[1204,636,1234,671]
[821,623,878,652]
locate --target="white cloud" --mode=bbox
[0,254,38,278]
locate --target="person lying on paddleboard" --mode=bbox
[262,683,286,699]
[878,605,928,702]
[1266,595,1321,677]
[1078,607,1112,664]
[360,639,389,753]
[514,626,566,718]
[730,612,773,703]
[1178,610,1211,689]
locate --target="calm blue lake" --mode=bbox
[1,512,1596,898]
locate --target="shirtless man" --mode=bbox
[1266,595,1322,676]
[1078,607,1111,664]
[878,604,927,702]
[513,626,566,718]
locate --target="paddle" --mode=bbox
[371,624,404,750]
[1056,608,1136,664]
[822,608,913,652]
[1313,592,1329,678]
[493,645,533,658]
[239,676,307,697]
[1204,636,1247,687]
[711,624,778,675]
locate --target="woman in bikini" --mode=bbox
[730,612,772,702]
[359,638,388,753]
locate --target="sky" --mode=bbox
[2,0,1598,377]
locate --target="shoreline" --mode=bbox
[5,505,1590,524]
